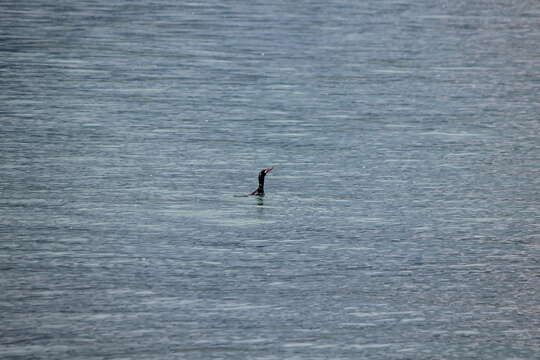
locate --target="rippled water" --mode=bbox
[1,1,539,359]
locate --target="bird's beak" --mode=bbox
[264,165,276,175]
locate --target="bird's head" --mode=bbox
[258,165,276,184]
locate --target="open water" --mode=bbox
[1,1,539,359]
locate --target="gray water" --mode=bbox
[1,1,539,359]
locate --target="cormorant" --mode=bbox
[249,166,275,196]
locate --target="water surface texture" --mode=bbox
[1,1,539,359]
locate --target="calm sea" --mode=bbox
[1,0,539,359]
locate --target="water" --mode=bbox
[1,0,539,359]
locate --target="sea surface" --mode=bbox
[1,1,539,359]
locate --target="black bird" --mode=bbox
[249,166,275,196]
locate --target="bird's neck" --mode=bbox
[255,179,265,194]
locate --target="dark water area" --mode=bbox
[1,1,539,359]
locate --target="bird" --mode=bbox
[249,166,275,196]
